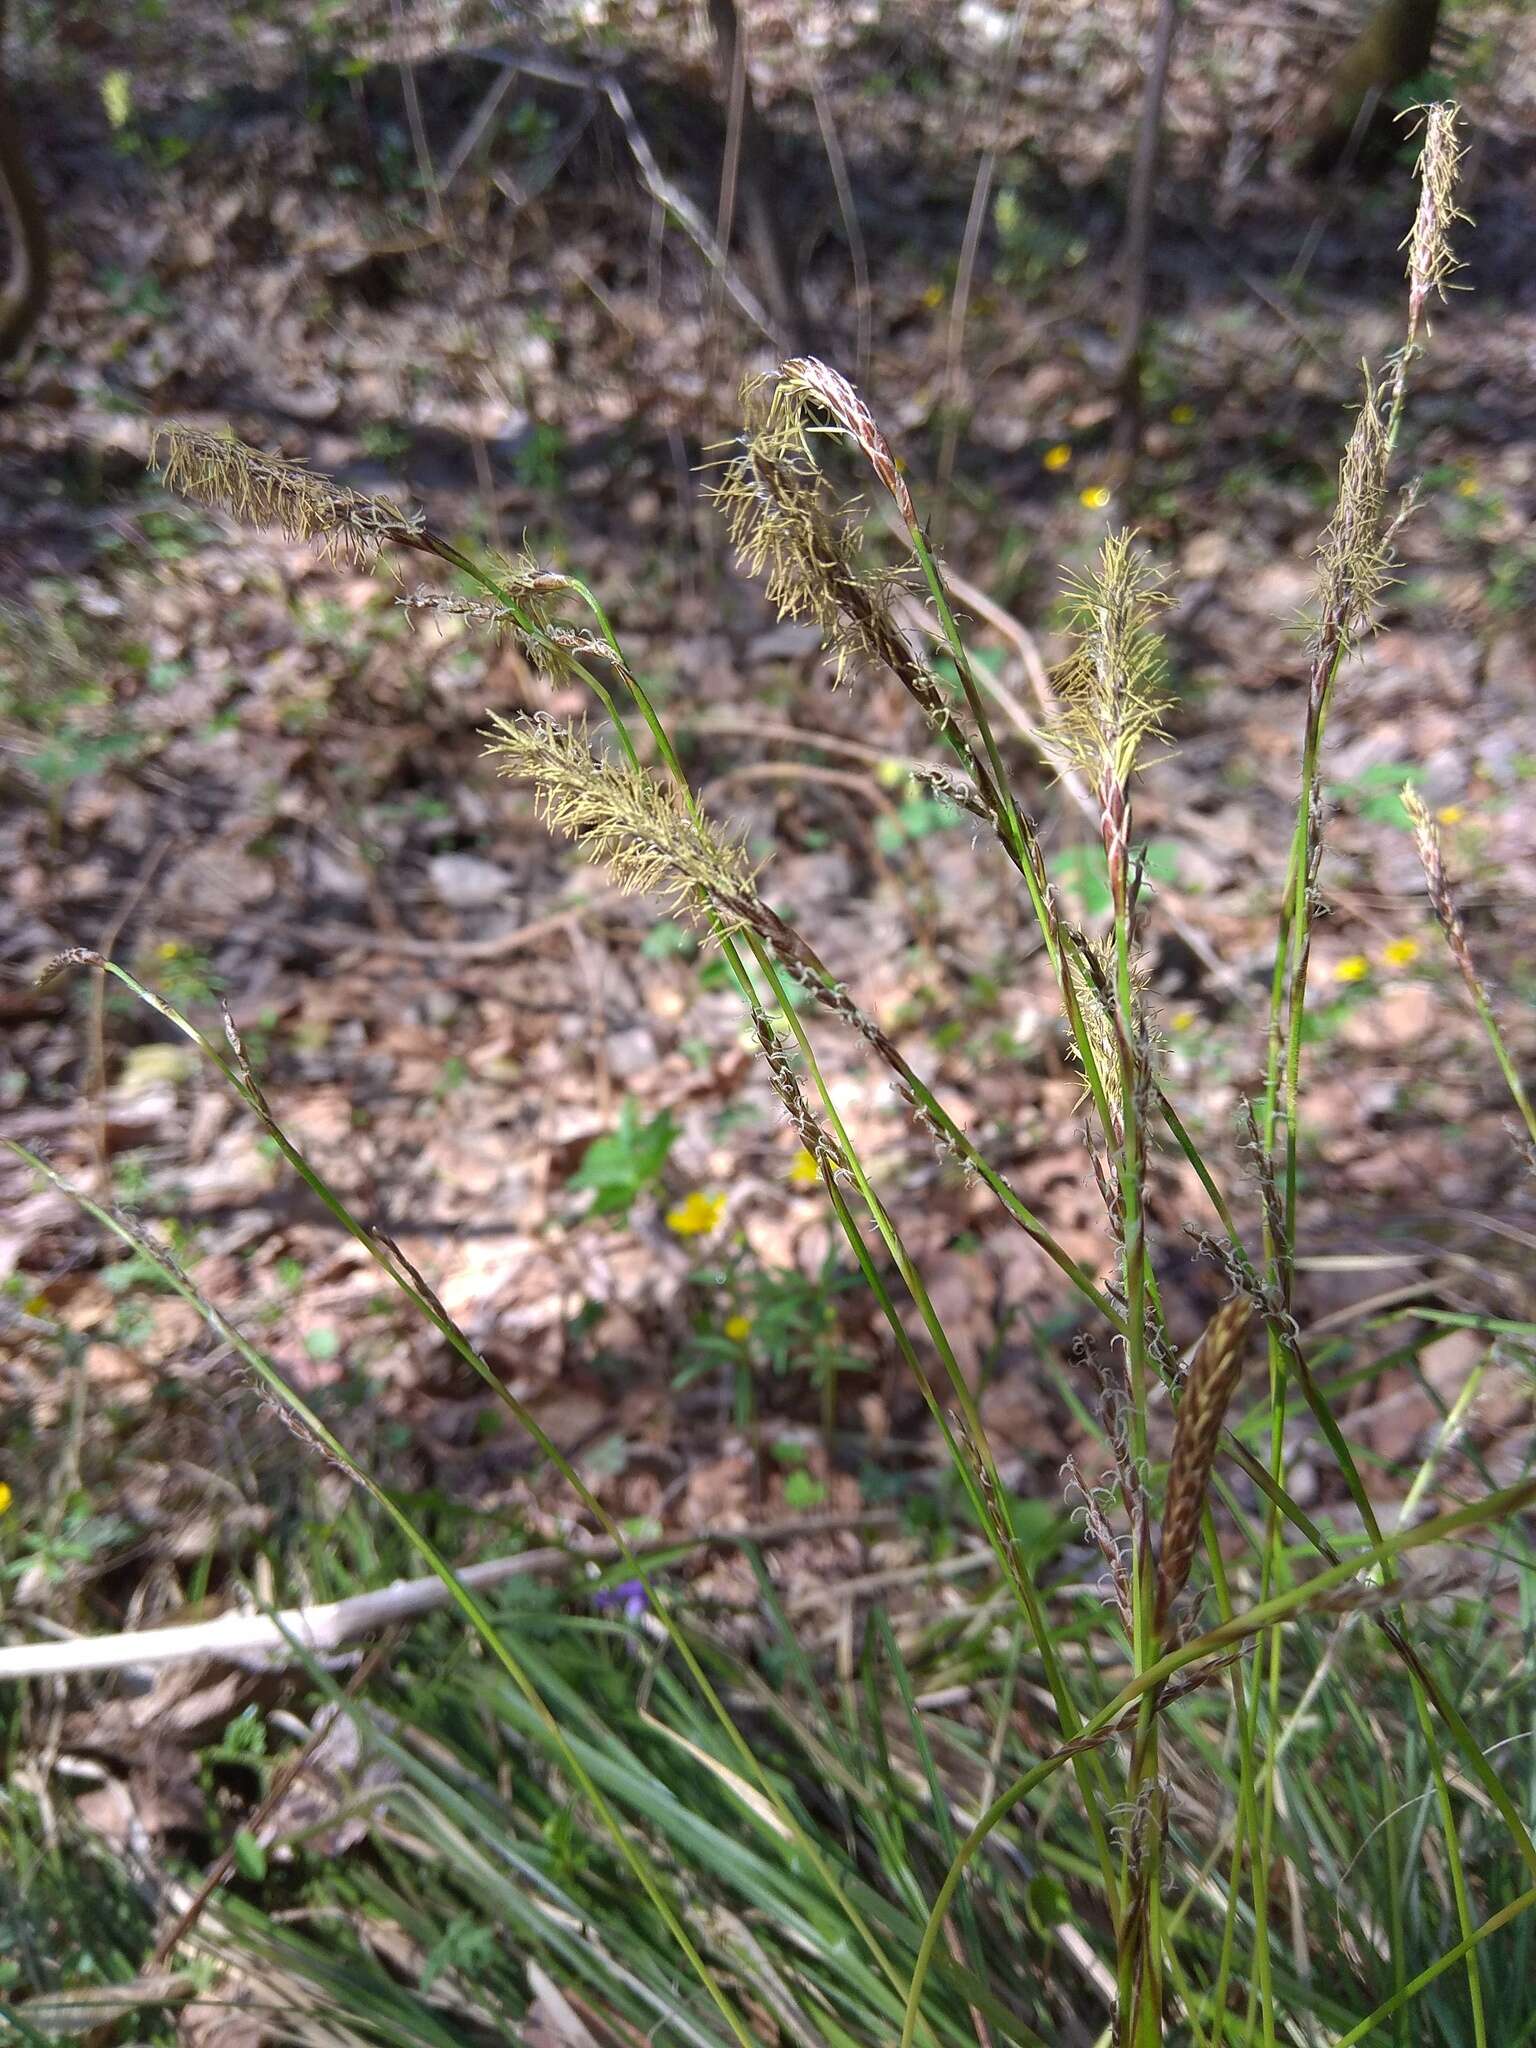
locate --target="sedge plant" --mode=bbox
[16,98,1536,2048]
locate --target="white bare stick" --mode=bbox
[0,1510,897,1682]
[0,1550,568,1681]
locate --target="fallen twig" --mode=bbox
[0,1511,899,1681]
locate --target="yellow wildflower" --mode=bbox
[1334,955,1370,984]
[1170,403,1196,426]
[1042,443,1073,472]
[1436,803,1464,826]
[788,1148,820,1188]
[876,757,907,789]
[157,940,184,960]
[921,282,945,309]
[1456,476,1479,498]
[0,1481,11,1517]
[724,1314,752,1343]
[1381,938,1420,969]
[1079,485,1112,510]
[666,1190,725,1238]
[1169,1008,1197,1033]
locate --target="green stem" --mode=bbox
[897,1470,1536,2048]
[42,958,915,2023]
[555,586,1126,1930]
[8,1141,759,2048]
[1330,1886,1536,2048]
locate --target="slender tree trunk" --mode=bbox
[1112,0,1183,467]
[1302,0,1444,174]
[0,0,49,367]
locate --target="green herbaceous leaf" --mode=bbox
[1327,761,1422,826]
[569,1098,679,1219]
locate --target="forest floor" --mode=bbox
[4,0,1536,1870]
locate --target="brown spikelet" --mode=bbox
[484,714,758,922]
[152,423,423,566]
[1402,785,1486,1004]
[776,355,919,528]
[748,1005,848,1179]
[1155,1296,1253,1634]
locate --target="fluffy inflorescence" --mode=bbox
[152,423,423,565]
[484,713,757,921]
[1049,531,1170,793]
[1402,103,1466,327]
[776,355,919,528]
[1314,372,1392,656]
[711,377,923,690]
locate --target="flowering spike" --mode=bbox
[776,355,918,528]
[1315,370,1391,656]
[484,714,757,922]
[1401,103,1467,336]
[1048,531,1170,794]
[151,423,422,566]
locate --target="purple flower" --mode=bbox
[592,1578,649,1623]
